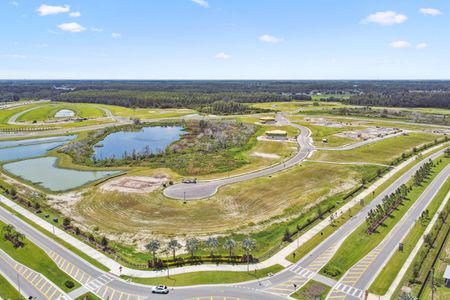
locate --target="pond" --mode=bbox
[3,157,120,192]
[0,136,76,162]
[93,126,184,160]
[55,109,75,118]
[0,136,75,149]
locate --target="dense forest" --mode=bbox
[1,80,450,110]
[343,92,450,109]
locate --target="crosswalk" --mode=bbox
[264,242,342,297]
[328,283,364,299]
[85,273,116,291]
[48,250,93,286]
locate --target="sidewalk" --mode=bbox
[0,143,447,278]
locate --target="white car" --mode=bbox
[152,285,169,294]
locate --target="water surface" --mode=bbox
[55,109,75,118]
[3,157,119,192]
[93,126,183,160]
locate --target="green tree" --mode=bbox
[146,239,161,260]
[205,236,220,258]
[167,239,182,261]
[223,238,237,259]
[185,238,200,258]
[242,238,256,272]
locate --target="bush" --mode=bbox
[322,265,341,278]
[65,280,75,289]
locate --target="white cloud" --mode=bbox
[390,40,411,49]
[416,43,428,49]
[215,52,231,60]
[419,8,442,16]
[37,4,70,16]
[69,11,81,18]
[9,1,19,6]
[191,0,209,8]
[259,34,283,43]
[4,54,27,59]
[57,22,86,33]
[362,11,407,25]
[111,32,122,38]
[91,27,104,32]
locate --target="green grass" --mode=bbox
[319,156,449,279]
[0,201,109,272]
[75,292,102,300]
[311,132,440,164]
[122,264,283,286]
[286,144,449,263]
[0,220,80,292]
[291,279,331,300]
[0,274,22,300]
[368,176,450,295]
[16,103,105,122]
[97,104,196,119]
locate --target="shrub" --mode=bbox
[65,280,75,289]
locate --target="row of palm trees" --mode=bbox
[146,236,256,263]
[365,184,409,234]
[1,224,25,248]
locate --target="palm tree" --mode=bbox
[223,238,237,260]
[185,238,199,258]
[146,239,161,261]
[205,237,219,258]
[167,239,182,261]
[242,238,256,272]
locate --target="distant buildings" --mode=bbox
[266,130,288,140]
[259,116,276,124]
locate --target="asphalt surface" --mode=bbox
[328,163,450,300]
[164,114,315,200]
[0,148,446,300]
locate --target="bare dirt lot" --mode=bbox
[99,175,169,193]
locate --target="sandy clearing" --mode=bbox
[251,152,281,159]
[99,175,169,193]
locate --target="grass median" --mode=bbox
[0,220,80,292]
[286,144,449,263]
[368,177,450,295]
[291,279,331,300]
[319,156,449,279]
[0,274,21,299]
[122,264,283,286]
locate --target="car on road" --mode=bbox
[152,285,169,294]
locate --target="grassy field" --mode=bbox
[291,279,331,300]
[123,264,283,286]
[0,103,45,124]
[16,103,105,122]
[311,132,439,164]
[76,162,377,236]
[0,220,80,292]
[368,177,450,294]
[98,104,196,119]
[319,156,449,279]
[0,274,21,299]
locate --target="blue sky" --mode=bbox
[0,0,448,79]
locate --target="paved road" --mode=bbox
[0,148,446,300]
[327,163,450,300]
[233,148,448,299]
[164,114,315,200]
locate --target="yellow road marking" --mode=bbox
[26,270,35,280]
[118,292,125,300]
[48,289,58,300]
[35,277,44,287]
[110,289,116,300]
[39,282,49,292]
[74,268,80,278]
[102,287,110,298]
[68,264,75,274]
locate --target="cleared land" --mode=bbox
[97,104,196,119]
[75,162,377,235]
[291,279,331,300]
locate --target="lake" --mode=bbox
[3,157,120,192]
[55,109,75,118]
[93,126,183,160]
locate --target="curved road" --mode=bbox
[0,147,447,300]
[164,114,315,200]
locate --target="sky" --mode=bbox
[1,0,449,80]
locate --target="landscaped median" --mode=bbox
[0,219,80,292]
[286,143,450,263]
[0,274,21,299]
[291,279,331,300]
[319,155,449,280]
[121,264,283,286]
[368,176,450,295]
